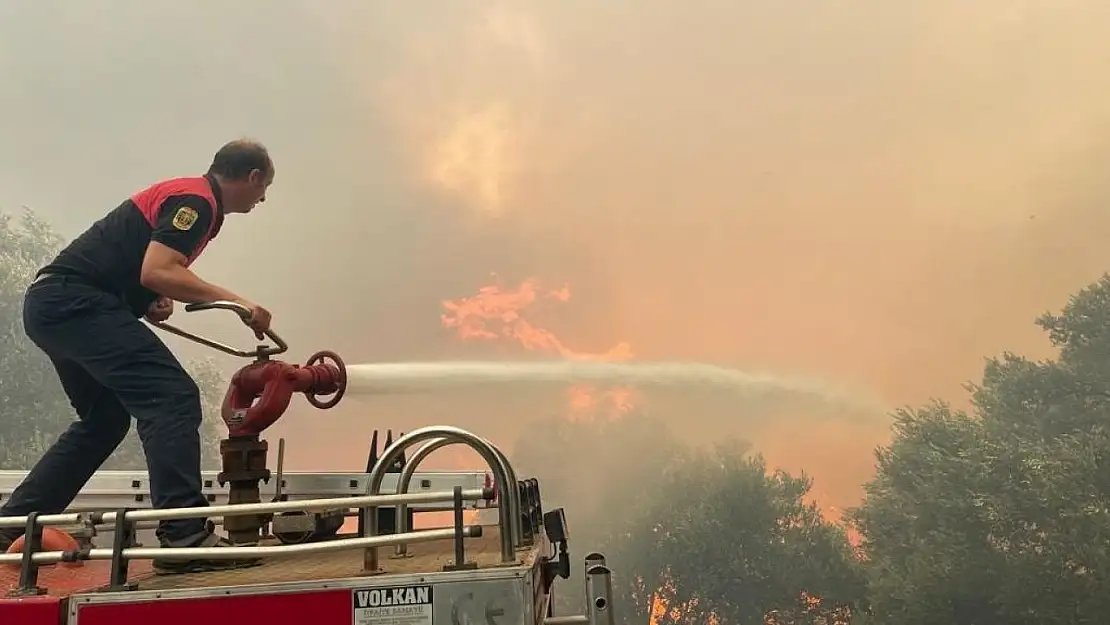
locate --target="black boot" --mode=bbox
[152,529,262,575]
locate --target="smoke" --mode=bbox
[5,1,1110,514]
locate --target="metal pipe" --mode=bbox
[362,426,518,569]
[544,618,588,625]
[84,509,470,536]
[0,489,490,529]
[273,437,286,501]
[151,300,289,359]
[450,487,466,568]
[584,552,607,608]
[85,510,478,535]
[0,525,482,566]
[585,565,615,625]
[96,508,355,533]
[393,435,521,556]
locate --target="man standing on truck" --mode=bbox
[0,139,275,575]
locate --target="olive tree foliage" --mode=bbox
[0,208,226,471]
[513,412,866,625]
[850,274,1110,625]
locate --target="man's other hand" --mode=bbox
[145,296,174,323]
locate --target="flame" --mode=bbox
[441,277,632,361]
[441,276,635,420]
[649,583,852,625]
[644,573,722,625]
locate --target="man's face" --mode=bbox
[234,167,274,213]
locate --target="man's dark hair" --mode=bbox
[207,139,272,180]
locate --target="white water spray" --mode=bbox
[344,360,888,416]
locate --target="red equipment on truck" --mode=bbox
[0,303,615,625]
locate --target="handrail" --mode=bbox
[393,436,521,556]
[362,426,520,570]
[150,300,288,359]
[2,486,495,594]
[0,526,482,566]
[0,488,493,529]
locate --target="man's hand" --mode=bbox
[235,299,272,339]
[145,296,174,323]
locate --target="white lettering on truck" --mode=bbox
[355,586,432,608]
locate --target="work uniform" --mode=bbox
[0,174,225,548]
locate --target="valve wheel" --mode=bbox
[304,350,346,409]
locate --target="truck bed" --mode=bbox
[2,525,524,598]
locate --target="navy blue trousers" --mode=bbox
[0,275,209,544]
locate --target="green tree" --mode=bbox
[0,207,227,471]
[847,403,1001,624]
[513,413,866,625]
[851,274,1110,625]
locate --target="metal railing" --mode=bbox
[149,300,288,359]
[360,425,522,570]
[4,526,484,566]
[1,486,493,597]
[392,434,522,557]
[0,490,488,531]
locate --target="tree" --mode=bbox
[847,403,1003,624]
[851,274,1110,625]
[513,412,866,625]
[0,207,227,471]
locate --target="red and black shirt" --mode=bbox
[40,174,225,317]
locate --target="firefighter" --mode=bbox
[0,139,275,574]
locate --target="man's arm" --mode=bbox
[139,195,241,304]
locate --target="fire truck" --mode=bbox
[0,303,615,625]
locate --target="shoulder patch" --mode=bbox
[171,206,199,231]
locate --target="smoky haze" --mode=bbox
[4,0,1110,513]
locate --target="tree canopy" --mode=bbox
[850,275,1110,625]
[0,207,227,470]
[513,414,866,624]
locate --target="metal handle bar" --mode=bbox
[0,488,495,529]
[0,525,483,566]
[150,300,287,359]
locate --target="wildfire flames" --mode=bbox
[441,276,636,420]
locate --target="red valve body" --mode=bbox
[221,358,344,437]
